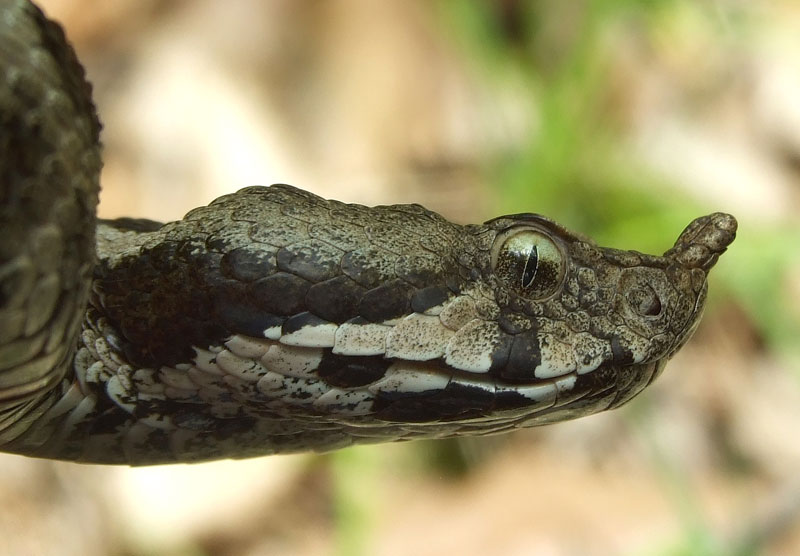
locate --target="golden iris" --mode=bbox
[492,229,565,299]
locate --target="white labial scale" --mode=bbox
[255,371,285,392]
[222,373,263,401]
[555,373,577,394]
[93,335,124,370]
[114,366,134,392]
[80,327,99,354]
[385,313,454,360]
[193,347,224,375]
[313,388,374,416]
[534,334,577,379]
[72,346,95,394]
[62,396,97,437]
[187,367,229,394]
[132,368,164,396]
[159,366,198,391]
[444,319,498,373]
[215,349,269,382]
[83,360,107,388]
[572,333,610,374]
[368,363,450,395]
[105,367,137,415]
[224,335,274,359]
[496,382,557,404]
[438,294,480,331]
[135,401,174,430]
[256,372,329,404]
[448,374,496,395]
[286,379,330,402]
[263,325,282,340]
[279,323,338,348]
[260,344,323,379]
[616,327,649,364]
[333,322,390,356]
[422,302,445,316]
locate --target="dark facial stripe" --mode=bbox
[372,381,494,422]
[282,311,331,336]
[610,335,635,365]
[357,279,415,322]
[494,330,542,382]
[410,285,451,314]
[316,351,392,388]
[305,275,367,323]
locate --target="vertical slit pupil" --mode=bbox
[521,244,539,288]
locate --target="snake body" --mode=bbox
[0,0,736,464]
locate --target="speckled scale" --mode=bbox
[279,196,333,224]
[365,222,423,255]
[316,352,391,388]
[358,279,416,323]
[341,248,397,289]
[410,286,451,314]
[308,221,369,252]
[328,205,371,226]
[395,254,443,288]
[220,247,277,282]
[247,218,308,247]
[306,276,367,323]
[249,273,311,315]
[276,239,343,283]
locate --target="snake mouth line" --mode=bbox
[214,332,589,392]
[372,358,580,393]
[198,335,585,421]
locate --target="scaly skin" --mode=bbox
[0,0,736,464]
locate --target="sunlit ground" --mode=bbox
[2,1,799,555]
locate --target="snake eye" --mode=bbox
[492,229,565,299]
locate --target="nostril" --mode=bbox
[626,285,662,317]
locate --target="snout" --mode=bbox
[664,213,737,272]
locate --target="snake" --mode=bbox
[0,0,736,465]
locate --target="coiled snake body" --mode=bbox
[0,1,736,464]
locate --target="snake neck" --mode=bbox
[0,0,101,443]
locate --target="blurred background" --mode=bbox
[2,0,799,554]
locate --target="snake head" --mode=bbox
[66,183,740,460]
[467,211,737,419]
